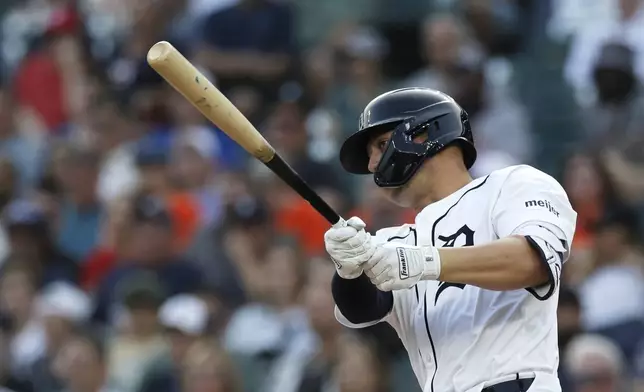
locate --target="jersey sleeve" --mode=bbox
[491,166,577,300]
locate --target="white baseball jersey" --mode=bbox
[335,165,577,392]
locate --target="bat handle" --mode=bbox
[263,154,344,226]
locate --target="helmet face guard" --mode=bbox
[374,124,440,187]
[373,107,468,188]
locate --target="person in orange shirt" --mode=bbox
[135,144,200,252]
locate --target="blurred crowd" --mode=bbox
[0,0,643,391]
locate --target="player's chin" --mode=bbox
[380,185,411,208]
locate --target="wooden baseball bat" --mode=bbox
[146,41,343,226]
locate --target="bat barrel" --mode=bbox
[146,41,276,163]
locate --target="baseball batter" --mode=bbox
[324,88,577,392]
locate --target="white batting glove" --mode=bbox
[364,242,442,291]
[324,216,375,279]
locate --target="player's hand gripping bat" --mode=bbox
[146,41,344,227]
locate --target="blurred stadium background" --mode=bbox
[0,0,643,391]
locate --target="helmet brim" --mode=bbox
[339,123,399,175]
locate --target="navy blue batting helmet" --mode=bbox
[339,87,476,187]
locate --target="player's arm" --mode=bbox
[332,273,394,324]
[438,234,554,291]
[365,166,576,299]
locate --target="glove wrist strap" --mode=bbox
[420,246,442,281]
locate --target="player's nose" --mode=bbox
[367,150,382,173]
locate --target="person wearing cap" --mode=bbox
[106,273,168,392]
[30,282,91,392]
[91,195,203,326]
[564,334,628,392]
[137,294,211,392]
[1,199,78,287]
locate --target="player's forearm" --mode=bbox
[331,273,394,324]
[437,236,549,291]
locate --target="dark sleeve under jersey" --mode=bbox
[331,272,394,324]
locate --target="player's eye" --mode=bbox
[378,139,389,151]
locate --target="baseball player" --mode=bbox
[324,87,577,392]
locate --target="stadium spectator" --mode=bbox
[91,196,203,325]
[54,146,103,263]
[2,199,78,286]
[0,86,45,193]
[105,275,168,391]
[224,238,308,360]
[578,206,644,364]
[565,334,629,392]
[52,330,119,392]
[138,294,211,392]
[255,256,340,392]
[182,341,242,392]
[558,287,583,392]
[0,262,43,384]
[30,282,91,392]
[196,0,295,101]
[336,333,389,392]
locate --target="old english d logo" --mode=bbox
[435,225,474,304]
[438,225,474,247]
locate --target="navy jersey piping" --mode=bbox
[387,226,417,243]
[423,289,438,392]
[425,175,489,392]
[430,176,490,246]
